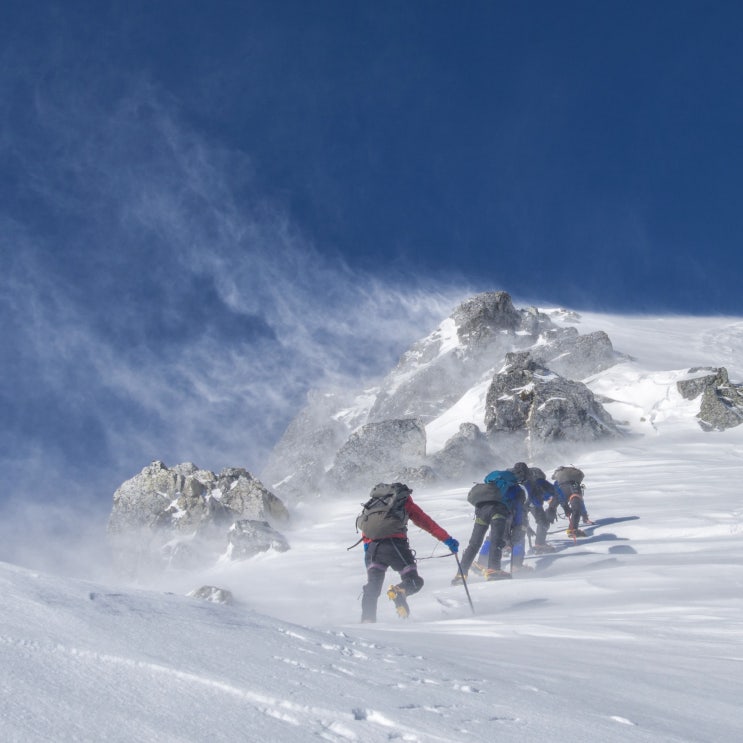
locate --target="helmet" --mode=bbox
[511,462,529,482]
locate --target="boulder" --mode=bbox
[429,423,496,481]
[532,329,620,380]
[188,586,234,605]
[226,520,290,560]
[677,367,743,431]
[484,353,623,449]
[107,461,289,576]
[326,418,427,491]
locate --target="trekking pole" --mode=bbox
[453,552,475,615]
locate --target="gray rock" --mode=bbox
[677,367,743,431]
[484,353,623,450]
[261,291,627,495]
[188,586,234,605]
[227,520,290,559]
[388,464,439,486]
[367,292,560,424]
[452,290,523,346]
[326,418,427,491]
[261,389,367,499]
[262,290,743,497]
[533,329,621,380]
[429,423,496,481]
[107,461,290,576]
[677,367,723,400]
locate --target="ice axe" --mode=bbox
[452,552,475,615]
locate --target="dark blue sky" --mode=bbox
[2,1,743,522]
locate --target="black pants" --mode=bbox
[568,494,585,531]
[507,519,527,568]
[361,538,424,622]
[459,502,510,575]
[528,502,550,545]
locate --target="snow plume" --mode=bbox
[0,72,470,533]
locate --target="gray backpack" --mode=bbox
[552,466,585,495]
[355,483,412,540]
[466,482,502,507]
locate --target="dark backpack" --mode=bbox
[552,465,584,485]
[524,467,553,501]
[466,482,502,507]
[355,482,411,540]
[528,467,546,481]
[552,465,584,497]
[467,470,520,507]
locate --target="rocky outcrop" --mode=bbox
[484,352,623,449]
[261,289,736,499]
[188,586,234,604]
[452,291,522,346]
[429,423,496,481]
[262,291,628,498]
[107,461,289,576]
[226,520,290,559]
[677,367,743,431]
[326,418,427,491]
[367,292,560,424]
[532,329,621,380]
[260,389,358,498]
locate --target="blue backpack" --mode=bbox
[484,469,519,495]
[465,470,521,509]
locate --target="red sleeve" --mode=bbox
[405,497,450,542]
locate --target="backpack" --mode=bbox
[466,470,520,508]
[484,469,520,495]
[466,482,502,507]
[524,467,553,501]
[552,466,584,497]
[528,467,546,481]
[355,482,411,540]
[552,465,584,485]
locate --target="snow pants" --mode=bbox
[459,502,510,575]
[507,498,528,568]
[361,538,423,622]
[527,501,550,546]
[567,493,586,532]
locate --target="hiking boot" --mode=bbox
[451,572,468,586]
[360,618,376,624]
[582,517,595,525]
[386,585,410,618]
[483,568,512,581]
[566,528,587,538]
[530,543,556,554]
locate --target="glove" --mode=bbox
[546,508,557,524]
[443,536,459,553]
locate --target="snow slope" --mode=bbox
[2,312,743,742]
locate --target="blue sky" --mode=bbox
[2,1,742,519]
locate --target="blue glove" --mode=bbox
[444,537,459,553]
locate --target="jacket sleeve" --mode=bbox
[537,478,556,500]
[405,498,450,541]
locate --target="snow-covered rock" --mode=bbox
[260,291,743,499]
[326,418,427,492]
[677,366,743,431]
[484,352,622,449]
[107,461,289,576]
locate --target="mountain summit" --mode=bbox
[261,291,743,500]
[261,292,622,498]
